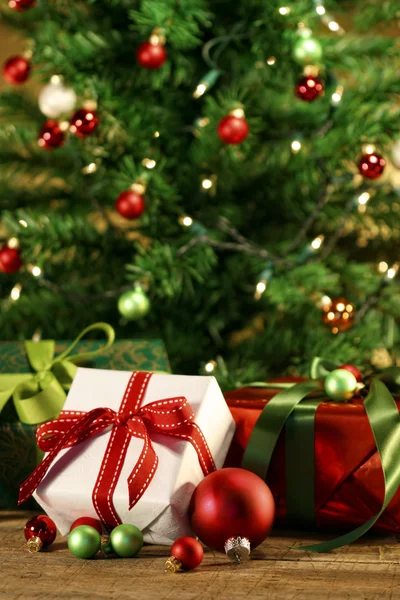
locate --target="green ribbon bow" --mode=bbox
[0,323,115,425]
[242,359,400,552]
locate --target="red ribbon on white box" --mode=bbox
[19,371,216,526]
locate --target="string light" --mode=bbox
[254,264,274,300]
[364,144,375,155]
[201,178,213,190]
[358,192,370,205]
[193,83,207,99]
[10,284,22,301]
[279,7,290,15]
[179,215,193,227]
[315,4,325,14]
[82,162,97,174]
[387,264,399,280]
[142,158,156,169]
[311,235,324,250]
[8,237,19,249]
[291,140,302,153]
[267,57,276,65]
[331,86,343,105]
[193,69,220,99]
[153,131,160,138]
[31,266,42,277]
[378,261,388,273]
[204,360,216,373]
[328,20,340,31]
[19,219,28,228]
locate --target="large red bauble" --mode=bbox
[189,468,275,552]
[338,363,363,383]
[0,246,22,274]
[24,515,57,547]
[38,120,65,150]
[2,56,31,85]
[358,152,385,179]
[217,115,249,145]
[137,42,167,70]
[170,537,204,571]
[70,108,99,137]
[295,75,324,102]
[115,190,146,220]
[70,517,102,534]
[9,0,35,10]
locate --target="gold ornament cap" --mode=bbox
[224,537,251,563]
[165,556,182,573]
[27,536,43,553]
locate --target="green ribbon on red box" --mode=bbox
[242,359,400,552]
[0,323,115,425]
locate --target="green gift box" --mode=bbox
[0,324,170,509]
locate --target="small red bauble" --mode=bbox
[70,108,99,137]
[70,517,102,535]
[338,364,363,383]
[0,246,22,274]
[38,120,65,150]
[217,115,249,145]
[115,190,146,220]
[166,537,204,572]
[137,41,167,70]
[24,514,57,552]
[9,0,36,10]
[189,468,275,560]
[295,75,324,102]
[358,152,386,180]
[2,56,31,85]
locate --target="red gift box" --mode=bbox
[225,378,400,534]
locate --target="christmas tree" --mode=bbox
[1,0,399,383]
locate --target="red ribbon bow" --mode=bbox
[19,371,216,526]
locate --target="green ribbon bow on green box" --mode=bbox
[0,323,115,426]
[242,358,400,552]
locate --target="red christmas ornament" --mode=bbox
[338,364,363,383]
[24,514,57,553]
[38,120,65,150]
[9,0,35,10]
[70,517,102,535]
[137,41,167,70]
[2,56,31,85]
[165,537,204,572]
[0,246,22,274]
[358,152,386,180]
[115,190,146,220]
[295,75,324,102]
[189,468,275,561]
[70,108,99,137]
[217,115,249,145]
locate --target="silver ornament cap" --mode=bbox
[224,537,251,563]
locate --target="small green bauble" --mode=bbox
[110,524,144,558]
[324,369,358,402]
[118,287,150,321]
[68,525,101,559]
[293,36,323,65]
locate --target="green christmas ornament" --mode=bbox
[324,369,358,402]
[110,524,143,558]
[68,525,101,559]
[293,36,323,65]
[118,287,150,320]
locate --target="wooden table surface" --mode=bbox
[2,511,400,600]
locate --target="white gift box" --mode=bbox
[34,368,236,544]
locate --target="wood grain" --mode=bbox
[2,512,400,599]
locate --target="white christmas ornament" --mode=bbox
[392,140,400,170]
[38,77,77,118]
